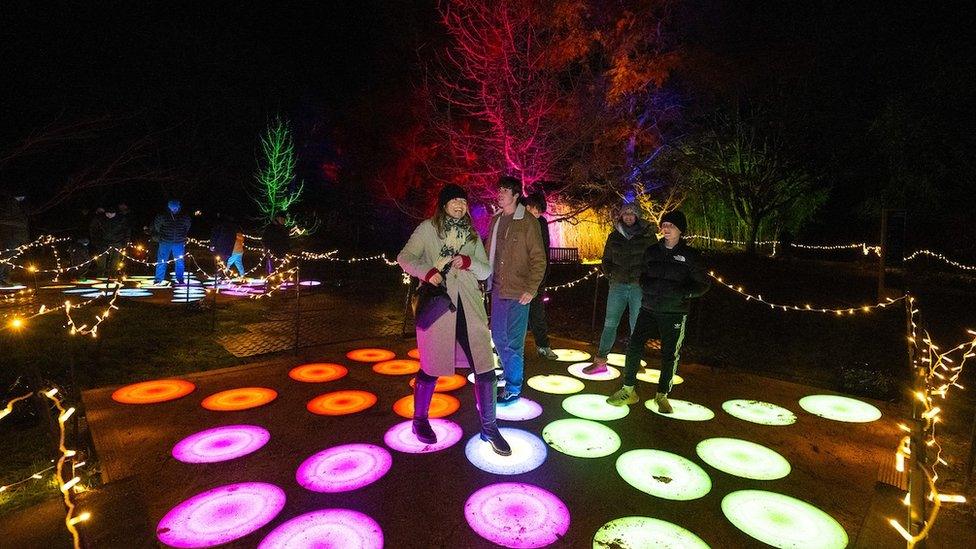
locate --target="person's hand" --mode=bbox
[451,255,466,270]
[518,292,533,305]
[428,272,444,286]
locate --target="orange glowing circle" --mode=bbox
[201,387,278,411]
[289,363,348,383]
[345,348,397,362]
[111,379,196,404]
[372,359,421,376]
[392,393,461,419]
[307,390,378,416]
[409,374,467,392]
[407,348,421,359]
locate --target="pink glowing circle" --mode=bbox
[464,483,571,548]
[156,482,286,548]
[296,443,392,493]
[171,425,270,464]
[383,419,465,453]
[258,508,383,549]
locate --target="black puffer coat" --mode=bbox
[601,222,654,284]
[152,212,191,243]
[639,238,710,313]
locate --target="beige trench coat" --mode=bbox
[397,220,494,377]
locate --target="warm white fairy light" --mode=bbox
[708,270,905,314]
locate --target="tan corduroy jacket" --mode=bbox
[486,203,547,300]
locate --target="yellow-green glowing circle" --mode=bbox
[552,348,592,362]
[798,394,882,423]
[605,353,647,368]
[696,438,791,480]
[562,394,630,421]
[542,419,621,458]
[616,449,711,501]
[722,400,797,426]
[592,516,710,549]
[644,398,715,421]
[722,490,848,549]
[635,368,684,385]
[527,375,585,395]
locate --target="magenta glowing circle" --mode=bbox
[495,397,543,421]
[257,508,383,549]
[296,443,392,493]
[464,483,570,548]
[171,425,271,464]
[156,482,286,548]
[383,419,464,453]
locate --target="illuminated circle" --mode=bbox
[495,397,543,421]
[295,443,392,493]
[527,375,585,395]
[562,394,630,421]
[407,348,421,359]
[722,490,848,549]
[464,483,570,548]
[217,289,254,297]
[307,390,377,416]
[567,362,621,381]
[118,288,154,297]
[383,419,464,453]
[288,363,348,383]
[798,394,882,423]
[72,278,99,284]
[468,369,505,387]
[80,290,111,298]
[202,388,278,411]
[616,449,712,501]
[42,284,75,289]
[64,287,99,294]
[722,400,797,426]
[257,508,383,549]
[345,348,396,362]
[245,278,267,285]
[409,373,467,392]
[696,438,791,480]
[172,425,270,464]
[635,369,684,385]
[392,393,460,419]
[156,482,286,548]
[551,348,591,362]
[464,428,548,475]
[605,353,647,368]
[1,284,28,290]
[542,419,621,458]
[112,379,196,404]
[645,398,715,421]
[593,516,710,549]
[372,359,421,375]
[91,282,122,289]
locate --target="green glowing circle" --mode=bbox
[605,353,647,368]
[635,368,684,385]
[562,394,630,421]
[592,516,710,548]
[798,394,882,423]
[542,419,621,458]
[527,375,585,395]
[644,398,715,421]
[722,490,848,549]
[696,438,791,480]
[722,399,797,426]
[552,348,592,362]
[616,449,711,501]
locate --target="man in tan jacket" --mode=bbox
[486,176,547,403]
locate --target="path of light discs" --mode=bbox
[288,363,348,383]
[605,353,647,368]
[562,394,630,421]
[722,490,848,549]
[567,362,621,381]
[616,449,712,501]
[392,393,460,419]
[495,397,543,421]
[696,438,791,480]
[464,428,548,475]
[542,419,620,458]
[172,425,271,464]
[156,482,285,548]
[722,399,797,426]
[645,398,715,421]
[257,508,383,549]
[464,483,570,549]
[296,443,392,493]
[383,419,464,454]
[201,387,278,411]
[112,379,196,404]
[307,390,377,416]
[527,375,585,395]
[551,348,591,362]
[592,516,710,549]
[635,369,684,385]
[798,394,882,423]
[409,373,467,392]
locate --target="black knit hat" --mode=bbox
[659,210,687,234]
[438,184,468,209]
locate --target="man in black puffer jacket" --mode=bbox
[607,209,709,413]
[152,199,192,285]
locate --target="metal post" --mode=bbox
[906,297,926,547]
[293,258,301,355]
[590,271,601,336]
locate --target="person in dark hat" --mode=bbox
[607,209,710,413]
[90,204,131,278]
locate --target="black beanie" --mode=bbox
[438,184,468,209]
[660,210,688,234]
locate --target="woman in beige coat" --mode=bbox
[397,184,510,455]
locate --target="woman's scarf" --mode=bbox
[435,217,471,270]
[617,219,646,240]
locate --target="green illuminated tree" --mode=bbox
[253,118,303,225]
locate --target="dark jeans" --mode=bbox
[623,308,687,394]
[528,293,550,348]
[95,247,122,278]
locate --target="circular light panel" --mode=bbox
[464,483,570,548]
[258,508,382,549]
[542,419,621,458]
[392,393,460,419]
[551,348,591,362]
[296,443,392,493]
[172,425,270,464]
[616,449,712,501]
[383,419,464,453]
[645,398,715,421]
[409,374,467,392]
[495,397,543,421]
[307,390,377,416]
[289,363,348,383]
[593,516,710,549]
[798,394,882,423]
[605,353,647,367]
[202,388,278,411]
[696,438,791,480]
[156,482,285,548]
[636,369,684,385]
[562,394,630,421]
[567,362,621,381]
[112,379,195,404]
[345,348,396,362]
[722,400,797,426]
[527,375,585,395]
[372,359,421,376]
[722,490,848,549]
[465,428,548,475]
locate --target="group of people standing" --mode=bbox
[397,176,710,453]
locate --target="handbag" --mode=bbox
[412,266,456,329]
